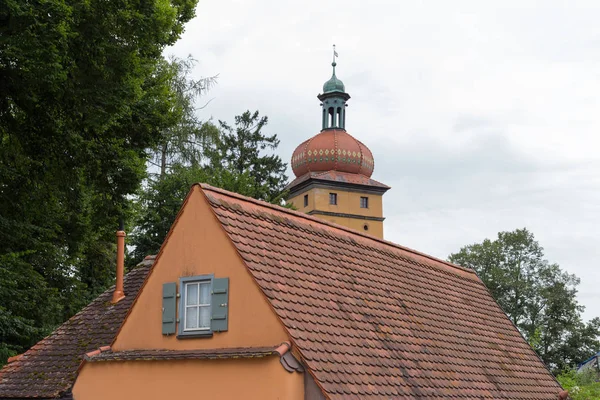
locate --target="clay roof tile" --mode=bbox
[199,183,562,400]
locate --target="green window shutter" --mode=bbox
[211,278,229,332]
[162,282,177,335]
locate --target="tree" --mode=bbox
[448,228,600,373]
[207,110,288,203]
[0,252,62,364]
[129,54,218,264]
[131,111,288,260]
[130,164,210,264]
[0,0,198,365]
[557,368,600,400]
[148,55,218,177]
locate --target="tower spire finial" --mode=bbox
[332,44,338,74]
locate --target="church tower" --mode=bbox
[287,49,390,238]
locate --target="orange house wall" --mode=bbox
[112,185,289,350]
[73,357,303,400]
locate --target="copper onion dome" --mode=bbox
[291,129,374,178]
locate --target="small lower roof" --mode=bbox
[85,347,280,362]
[286,170,390,194]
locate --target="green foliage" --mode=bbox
[0,252,63,367]
[148,55,218,176]
[130,164,210,264]
[131,110,288,260]
[557,368,600,400]
[208,110,288,203]
[0,0,198,365]
[449,228,600,374]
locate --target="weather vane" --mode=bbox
[333,44,338,64]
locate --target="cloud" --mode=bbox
[167,0,600,321]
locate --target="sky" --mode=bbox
[167,0,600,320]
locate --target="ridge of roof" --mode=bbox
[197,183,474,277]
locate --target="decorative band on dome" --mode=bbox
[291,129,374,178]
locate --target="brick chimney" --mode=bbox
[111,230,126,303]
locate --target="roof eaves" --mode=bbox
[312,171,392,189]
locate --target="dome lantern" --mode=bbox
[291,46,374,178]
[318,45,350,131]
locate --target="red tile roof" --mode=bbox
[0,257,154,399]
[201,184,562,399]
[0,184,563,399]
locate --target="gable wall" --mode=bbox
[112,185,289,350]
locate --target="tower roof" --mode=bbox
[291,129,374,178]
[322,61,345,93]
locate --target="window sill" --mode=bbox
[177,331,213,339]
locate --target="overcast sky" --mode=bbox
[168,0,600,320]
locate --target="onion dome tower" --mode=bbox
[286,47,390,238]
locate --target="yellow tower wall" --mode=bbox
[289,187,384,238]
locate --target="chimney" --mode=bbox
[112,229,126,303]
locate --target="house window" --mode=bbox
[184,280,211,331]
[164,276,228,337]
[177,275,215,337]
[360,196,369,208]
[304,194,308,207]
[329,193,337,205]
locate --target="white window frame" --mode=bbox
[178,274,213,337]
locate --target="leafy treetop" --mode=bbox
[449,228,600,374]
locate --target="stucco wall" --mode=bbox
[73,357,303,400]
[314,213,383,238]
[289,187,384,238]
[112,185,289,350]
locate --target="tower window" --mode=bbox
[360,197,369,208]
[329,193,337,205]
[328,107,334,128]
[304,194,308,207]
